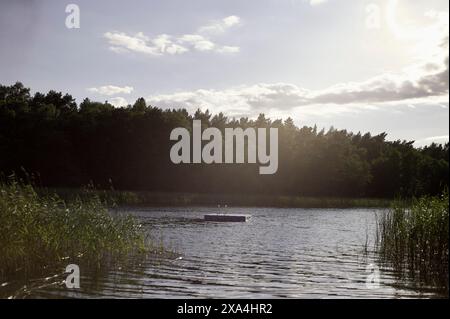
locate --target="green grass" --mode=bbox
[376,191,449,293]
[0,177,150,283]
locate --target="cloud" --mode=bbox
[308,0,328,6]
[146,11,448,116]
[104,32,188,56]
[179,34,216,51]
[105,16,241,57]
[216,46,240,54]
[421,135,449,141]
[309,59,448,105]
[198,15,241,35]
[87,85,134,96]
[177,34,240,53]
[415,135,449,147]
[108,97,129,107]
[146,50,448,115]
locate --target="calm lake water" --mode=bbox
[14,207,440,298]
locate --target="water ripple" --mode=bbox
[30,207,438,298]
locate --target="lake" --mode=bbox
[23,207,439,298]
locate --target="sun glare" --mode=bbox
[386,0,448,61]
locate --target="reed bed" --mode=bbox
[0,178,148,283]
[376,191,449,293]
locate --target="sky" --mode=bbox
[0,0,448,146]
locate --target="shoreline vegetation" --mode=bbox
[0,178,157,296]
[376,191,449,295]
[48,188,394,208]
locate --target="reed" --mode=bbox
[376,191,449,293]
[0,177,148,282]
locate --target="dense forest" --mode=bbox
[0,82,448,198]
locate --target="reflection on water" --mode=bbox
[11,207,442,298]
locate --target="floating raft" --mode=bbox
[204,214,249,222]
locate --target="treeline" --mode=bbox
[0,82,448,198]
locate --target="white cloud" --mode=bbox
[152,34,189,55]
[421,135,449,141]
[198,15,241,35]
[179,34,216,51]
[104,16,241,57]
[104,32,189,56]
[309,0,328,6]
[216,46,240,54]
[108,97,129,107]
[415,135,449,147]
[104,32,161,56]
[146,11,448,116]
[87,85,134,96]
[178,34,239,53]
[146,47,448,116]
[223,16,241,27]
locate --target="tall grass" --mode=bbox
[376,191,449,293]
[0,177,148,283]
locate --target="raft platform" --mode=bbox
[204,214,249,222]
